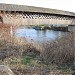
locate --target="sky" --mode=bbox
[0,0,75,13]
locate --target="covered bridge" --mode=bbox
[0,3,75,26]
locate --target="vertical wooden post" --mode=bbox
[10,25,13,43]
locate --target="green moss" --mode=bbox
[21,56,33,65]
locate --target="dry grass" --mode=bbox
[40,32,75,66]
[0,24,74,75]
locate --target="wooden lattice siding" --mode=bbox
[1,11,74,20]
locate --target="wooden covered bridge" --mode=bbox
[0,3,75,26]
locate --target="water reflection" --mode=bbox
[15,28,68,43]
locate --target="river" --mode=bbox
[15,28,69,44]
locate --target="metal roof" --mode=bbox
[0,3,75,17]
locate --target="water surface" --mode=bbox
[15,28,68,43]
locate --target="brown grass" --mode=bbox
[40,32,75,66]
[0,24,74,75]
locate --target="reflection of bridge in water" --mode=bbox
[0,3,75,26]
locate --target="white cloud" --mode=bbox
[0,0,75,12]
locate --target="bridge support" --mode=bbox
[68,25,75,32]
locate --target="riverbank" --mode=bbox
[32,25,68,31]
[0,33,73,75]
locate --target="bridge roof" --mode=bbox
[0,3,75,17]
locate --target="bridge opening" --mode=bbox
[0,16,3,24]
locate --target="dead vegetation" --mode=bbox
[40,32,75,66]
[0,27,74,75]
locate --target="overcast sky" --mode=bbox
[0,0,75,13]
